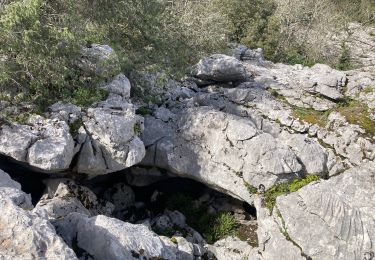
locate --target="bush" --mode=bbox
[0,0,228,112]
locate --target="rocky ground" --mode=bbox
[0,39,374,259]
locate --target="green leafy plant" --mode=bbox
[163,193,240,244]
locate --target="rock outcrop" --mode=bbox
[0,116,75,172]
[255,163,375,260]
[0,170,77,260]
[191,54,249,83]
[76,98,145,175]
[54,213,184,260]
[1,40,374,260]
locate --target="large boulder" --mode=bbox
[55,213,183,260]
[192,54,249,82]
[142,107,303,203]
[256,163,375,260]
[34,179,114,219]
[78,44,120,78]
[76,98,145,175]
[0,170,77,260]
[0,169,32,209]
[0,116,75,172]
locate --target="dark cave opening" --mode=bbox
[0,155,48,205]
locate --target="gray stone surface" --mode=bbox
[76,99,145,175]
[208,236,262,260]
[192,54,249,82]
[55,213,181,260]
[253,163,375,260]
[34,179,114,219]
[78,44,120,78]
[0,171,77,260]
[100,73,131,98]
[275,163,375,260]
[142,107,303,203]
[0,169,32,209]
[0,117,75,172]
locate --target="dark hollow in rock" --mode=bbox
[0,154,48,205]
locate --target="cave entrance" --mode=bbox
[0,154,48,204]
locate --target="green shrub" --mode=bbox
[206,212,238,242]
[337,43,353,70]
[163,193,240,244]
[0,0,229,112]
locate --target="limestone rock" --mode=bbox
[103,183,135,217]
[275,163,375,260]
[0,200,78,260]
[193,54,249,82]
[0,117,75,172]
[255,163,375,260]
[279,131,328,176]
[0,172,77,259]
[76,99,145,175]
[47,102,82,124]
[55,213,181,260]
[78,44,120,78]
[208,236,262,260]
[0,169,32,209]
[34,179,114,219]
[142,107,303,203]
[100,73,131,99]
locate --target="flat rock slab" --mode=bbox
[275,162,375,260]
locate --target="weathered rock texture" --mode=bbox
[0,116,75,172]
[55,213,183,260]
[76,98,145,175]
[255,163,375,260]
[0,170,77,260]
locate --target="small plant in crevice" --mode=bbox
[204,212,238,244]
[263,175,320,212]
[337,43,353,71]
[245,182,258,194]
[336,99,375,136]
[160,193,240,244]
[69,119,84,137]
[136,106,152,116]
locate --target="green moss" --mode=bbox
[292,107,331,127]
[245,182,258,194]
[170,237,178,244]
[292,98,375,136]
[135,106,152,116]
[264,175,320,212]
[268,88,286,102]
[133,122,142,135]
[337,100,375,136]
[363,86,374,93]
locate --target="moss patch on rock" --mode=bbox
[264,175,320,212]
